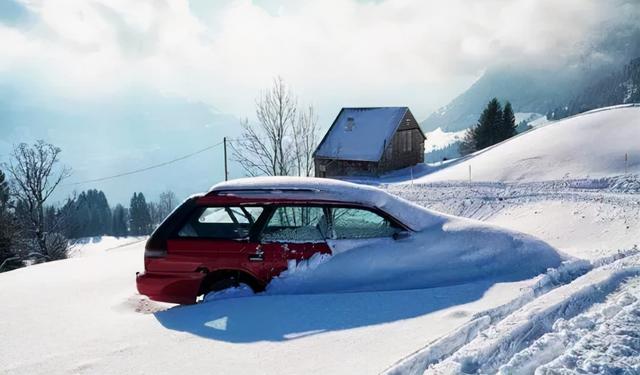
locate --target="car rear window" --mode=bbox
[178,206,264,239]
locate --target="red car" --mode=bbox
[136,177,412,304]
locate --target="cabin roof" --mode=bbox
[314,107,421,162]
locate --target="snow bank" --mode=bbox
[416,105,640,183]
[267,216,563,295]
[211,177,565,295]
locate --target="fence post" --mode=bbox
[625,152,628,174]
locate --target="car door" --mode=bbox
[259,205,332,278]
[324,206,401,254]
[165,205,265,276]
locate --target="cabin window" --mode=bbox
[399,130,412,152]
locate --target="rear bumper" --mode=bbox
[136,271,205,305]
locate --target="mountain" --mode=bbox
[422,27,640,132]
[421,66,583,132]
[548,57,640,119]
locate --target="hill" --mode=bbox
[416,105,640,183]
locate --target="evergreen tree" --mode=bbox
[0,169,8,208]
[0,169,22,272]
[458,126,478,156]
[43,205,57,233]
[474,98,503,150]
[95,190,112,235]
[111,204,128,237]
[61,189,113,238]
[130,192,152,235]
[499,101,517,140]
[459,98,519,154]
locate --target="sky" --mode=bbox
[0,0,638,205]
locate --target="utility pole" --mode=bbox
[223,137,228,181]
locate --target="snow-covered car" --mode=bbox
[136,177,410,304]
[137,177,562,304]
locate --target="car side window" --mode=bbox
[261,206,327,243]
[330,208,399,239]
[178,206,264,239]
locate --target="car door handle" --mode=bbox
[248,245,264,262]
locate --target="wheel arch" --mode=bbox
[197,268,265,295]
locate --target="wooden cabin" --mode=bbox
[313,107,426,178]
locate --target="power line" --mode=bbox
[64,141,226,186]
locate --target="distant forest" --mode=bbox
[547,57,640,120]
[54,189,178,239]
[0,141,180,273]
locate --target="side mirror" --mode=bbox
[393,230,411,240]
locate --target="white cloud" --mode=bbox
[1,0,638,120]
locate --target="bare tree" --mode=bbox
[157,190,177,220]
[232,77,298,176]
[292,105,320,177]
[5,140,71,261]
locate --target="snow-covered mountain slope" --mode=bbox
[417,105,640,183]
[424,128,466,152]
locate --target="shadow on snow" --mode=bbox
[154,277,520,343]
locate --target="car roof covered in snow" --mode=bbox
[313,107,409,162]
[208,177,444,231]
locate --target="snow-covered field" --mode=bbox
[0,236,539,374]
[1,105,639,374]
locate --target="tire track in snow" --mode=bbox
[382,249,639,375]
[425,254,640,374]
[499,276,640,374]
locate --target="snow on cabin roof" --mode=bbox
[208,176,444,231]
[313,107,409,162]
